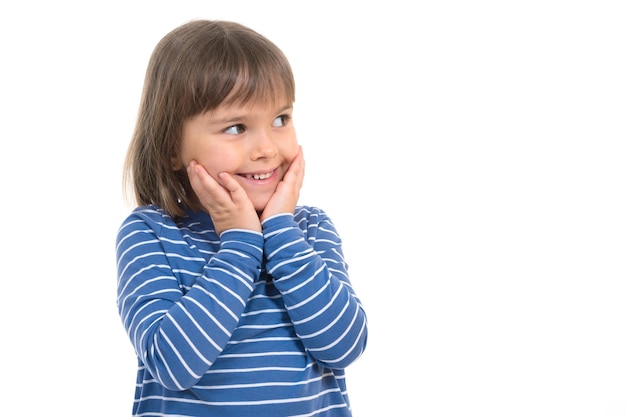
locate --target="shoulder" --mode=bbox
[118,205,175,235]
[294,205,331,225]
[294,205,341,241]
[116,204,205,246]
[117,205,219,245]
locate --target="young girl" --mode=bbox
[115,19,368,417]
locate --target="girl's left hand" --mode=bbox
[260,146,305,222]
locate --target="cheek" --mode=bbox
[181,142,228,176]
[198,153,236,178]
[283,138,299,162]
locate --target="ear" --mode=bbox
[171,154,183,170]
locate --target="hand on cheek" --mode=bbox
[187,161,262,235]
[260,146,305,222]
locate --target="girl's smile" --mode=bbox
[238,167,278,181]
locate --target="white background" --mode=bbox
[1,1,625,416]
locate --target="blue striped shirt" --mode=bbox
[115,205,368,416]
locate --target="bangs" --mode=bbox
[184,23,296,115]
[222,64,294,110]
[147,20,296,119]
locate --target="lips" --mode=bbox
[244,171,272,180]
[239,168,277,180]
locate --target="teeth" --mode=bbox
[245,172,272,180]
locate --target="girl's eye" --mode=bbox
[272,114,291,127]
[224,124,245,135]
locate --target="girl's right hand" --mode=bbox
[187,161,262,236]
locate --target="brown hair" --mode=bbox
[123,19,296,218]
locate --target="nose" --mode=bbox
[250,129,278,160]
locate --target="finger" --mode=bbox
[188,161,219,193]
[217,172,248,200]
[283,147,305,188]
[217,172,241,193]
[187,161,234,207]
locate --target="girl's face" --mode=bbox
[178,100,298,212]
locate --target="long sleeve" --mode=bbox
[115,208,264,391]
[262,207,368,369]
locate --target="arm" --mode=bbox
[262,209,368,369]
[116,210,263,390]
